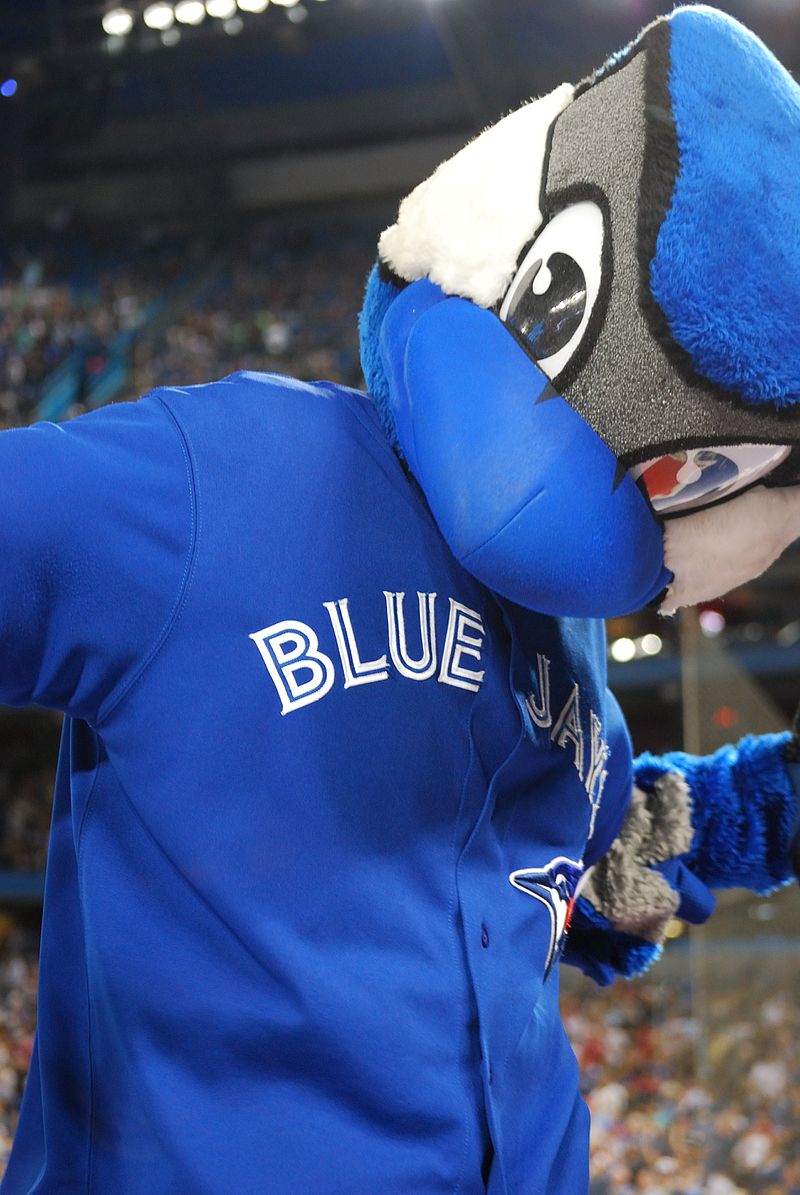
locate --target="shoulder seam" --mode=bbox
[95,394,200,725]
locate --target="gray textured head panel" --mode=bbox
[543,36,800,466]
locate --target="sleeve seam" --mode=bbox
[94,394,200,726]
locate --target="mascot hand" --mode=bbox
[564,774,714,985]
[564,733,797,985]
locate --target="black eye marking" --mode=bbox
[535,380,559,404]
[612,459,627,493]
[506,252,588,362]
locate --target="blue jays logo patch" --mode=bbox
[509,856,584,978]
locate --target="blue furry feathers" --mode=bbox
[652,7,800,408]
[359,263,401,447]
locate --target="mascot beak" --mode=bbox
[379,279,670,619]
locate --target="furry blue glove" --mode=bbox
[782,704,800,878]
[563,733,797,985]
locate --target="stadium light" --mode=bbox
[144,3,175,29]
[639,633,663,657]
[699,609,726,636]
[175,0,206,23]
[271,0,299,7]
[207,0,238,15]
[237,0,270,10]
[609,637,636,664]
[102,7,135,35]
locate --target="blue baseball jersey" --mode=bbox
[0,374,633,1194]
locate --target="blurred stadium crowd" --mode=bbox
[566,967,800,1194]
[0,924,38,1175]
[0,228,189,428]
[130,226,367,399]
[0,219,797,1192]
[0,221,369,430]
[0,763,51,875]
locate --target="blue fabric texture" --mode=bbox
[654,858,715,925]
[651,7,800,407]
[787,761,800,876]
[635,732,797,893]
[562,896,661,987]
[0,397,193,719]
[1,372,633,1194]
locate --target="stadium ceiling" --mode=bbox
[0,0,798,184]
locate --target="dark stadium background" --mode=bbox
[0,1,797,1189]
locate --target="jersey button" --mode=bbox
[480,924,490,949]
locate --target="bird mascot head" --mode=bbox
[359,4,800,619]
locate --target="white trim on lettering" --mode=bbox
[551,683,584,779]
[249,621,336,716]
[323,599,389,689]
[439,599,486,692]
[384,591,438,681]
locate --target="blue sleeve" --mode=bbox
[0,392,195,721]
[634,734,796,893]
[584,688,634,868]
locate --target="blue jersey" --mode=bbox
[0,374,632,1195]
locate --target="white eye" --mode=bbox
[499,201,604,379]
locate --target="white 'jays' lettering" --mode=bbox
[525,654,552,728]
[524,663,610,838]
[250,593,486,715]
[551,682,584,779]
[585,711,610,838]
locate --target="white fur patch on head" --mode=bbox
[378,83,575,310]
[660,484,800,615]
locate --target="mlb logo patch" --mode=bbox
[631,444,789,515]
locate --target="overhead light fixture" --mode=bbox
[287,3,307,18]
[207,0,237,15]
[144,3,175,29]
[224,15,244,32]
[162,26,182,44]
[272,0,299,6]
[175,0,206,23]
[102,7,134,35]
[237,0,270,10]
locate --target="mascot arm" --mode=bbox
[563,732,797,986]
[0,391,192,720]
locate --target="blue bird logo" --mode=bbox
[509,856,584,978]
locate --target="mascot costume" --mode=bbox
[1,6,800,1194]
